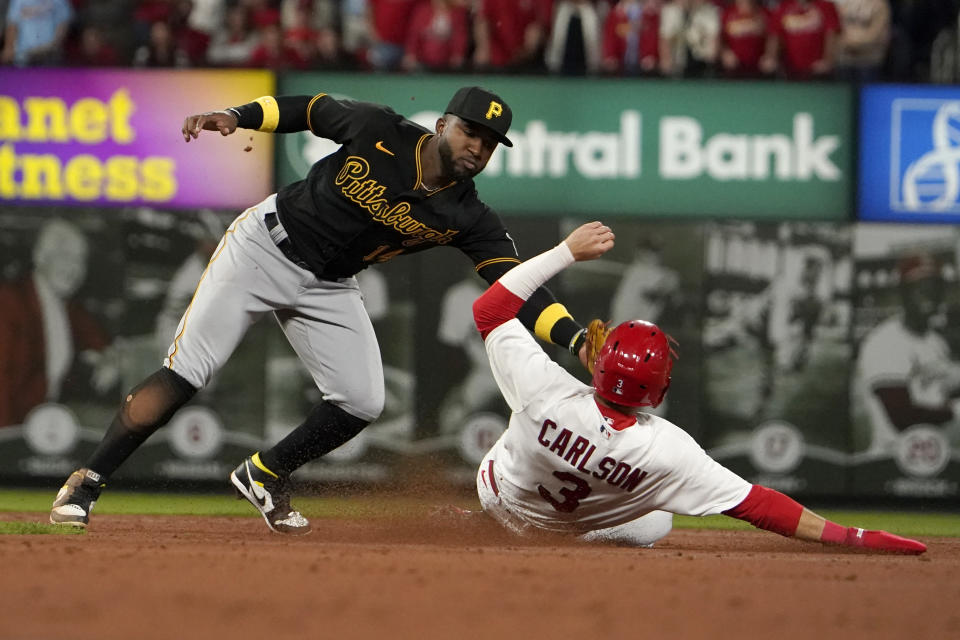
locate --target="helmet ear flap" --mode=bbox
[652,376,671,408]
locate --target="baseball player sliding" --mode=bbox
[470,221,926,554]
[51,86,594,535]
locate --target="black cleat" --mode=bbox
[230,455,311,535]
[50,468,105,527]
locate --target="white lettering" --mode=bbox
[659,112,840,182]
[620,111,640,177]
[576,132,618,178]
[706,133,748,180]
[793,113,840,180]
[660,117,702,178]
[485,111,642,179]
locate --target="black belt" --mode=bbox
[264,211,310,270]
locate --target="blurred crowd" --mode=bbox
[3,0,960,83]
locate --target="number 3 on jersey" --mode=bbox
[538,470,592,513]
[363,244,405,263]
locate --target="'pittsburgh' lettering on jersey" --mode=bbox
[537,418,649,492]
[335,155,458,247]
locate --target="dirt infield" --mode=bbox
[2,511,958,640]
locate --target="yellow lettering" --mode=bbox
[0,143,17,196]
[23,98,69,142]
[109,89,136,144]
[69,98,109,144]
[20,153,62,198]
[140,157,176,201]
[104,156,139,200]
[64,154,103,200]
[485,101,503,120]
[335,156,369,185]
[0,97,20,141]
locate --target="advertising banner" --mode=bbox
[277,74,852,219]
[859,84,960,223]
[702,221,853,495]
[0,68,275,210]
[850,224,960,497]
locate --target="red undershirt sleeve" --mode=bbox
[473,282,525,339]
[722,484,804,537]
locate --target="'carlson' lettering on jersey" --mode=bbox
[537,419,648,491]
[335,156,458,247]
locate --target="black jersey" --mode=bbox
[275,95,517,281]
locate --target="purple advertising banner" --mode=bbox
[0,68,275,209]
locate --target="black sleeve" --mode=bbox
[228,95,312,133]
[227,94,380,140]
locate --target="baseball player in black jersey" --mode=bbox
[50,86,591,535]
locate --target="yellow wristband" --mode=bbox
[534,303,573,344]
[254,96,280,132]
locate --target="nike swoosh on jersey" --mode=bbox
[375,140,395,156]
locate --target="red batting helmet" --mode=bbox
[591,320,675,408]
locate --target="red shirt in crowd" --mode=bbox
[770,0,840,77]
[602,1,661,73]
[476,0,551,67]
[404,2,469,69]
[370,0,418,45]
[249,25,307,69]
[721,1,770,72]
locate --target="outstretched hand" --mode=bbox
[182,110,239,142]
[564,221,615,261]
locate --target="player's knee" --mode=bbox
[120,367,197,432]
[637,510,674,545]
[583,510,674,547]
[334,386,384,423]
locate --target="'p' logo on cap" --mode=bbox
[444,87,514,147]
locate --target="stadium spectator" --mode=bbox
[401,0,469,71]
[339,0,372,67]
[132,0,174,52]
[659,0,720,77]
[283,1,321,64]
[546,0,604,75]
[886,0,959,81]
[248,20,307,68]
[69,23,121,66]
[472,0,551,73]
[187,0,226,36]
[280,0,343,68]
[834,0,890,82]
[601,0,661,76]
[2,0,73,65]
[719,0,770,77]
[168,0,210,64]
[367,0,417,70]
[245,0,282,29]
[761,0,840,79]
[133,19,190,67]
[206,4,256,66]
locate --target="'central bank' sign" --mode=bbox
[277,75,851,220]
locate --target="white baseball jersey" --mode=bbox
[477,316,751,535]
[854,315,955,454]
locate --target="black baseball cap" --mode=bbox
[445,86,513,147]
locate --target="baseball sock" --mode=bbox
[259,401,369,476]
[85,367,197,479]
